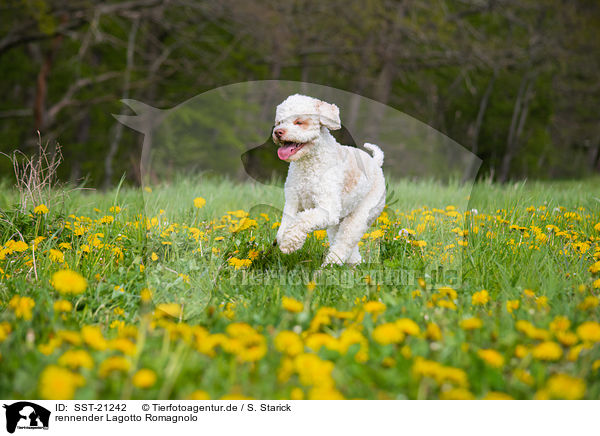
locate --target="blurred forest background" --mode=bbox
[0,0,599,188]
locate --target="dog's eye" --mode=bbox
[294,120,304,125]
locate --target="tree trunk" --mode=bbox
[103,18,139,189]
[499,73,533,182]
[70,109,91,184]
[33,32,64,139]
[464,70,497,181]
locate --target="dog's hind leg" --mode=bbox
[323,182,385,266]
[328,224,360,264]
[347,245,362,265]
[327,224,339,245]
[323,212,367,265]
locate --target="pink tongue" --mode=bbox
[277,144,296,160]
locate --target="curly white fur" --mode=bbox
[273,94,386,265]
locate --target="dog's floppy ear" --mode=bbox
[318,101,341,130]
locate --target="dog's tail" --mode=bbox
[364,143,384,167]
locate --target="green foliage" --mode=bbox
[0,0,599,186]
[0,178,599,399]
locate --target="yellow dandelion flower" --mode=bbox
[11,240,29,252]
[549,315,570,332]
[58,349,94,370]
[156,303,182,319]
[439,388,474,400]
[293,353,335,387]
[395,318,420,335]
[514,345,529,359]
[132,369,157,388]
[39,365,84,400]
[51,270,87,295]
[99,215,114,224]
[536,296,549,310]
[109,338,136,356]
[425,322,442,341]
[477,349,505,368]
[99,356,131,377]
[38,337,61,356]
[229,218,257,233]
[275,331,304,356]
[8,295,35,320]
[483,392,513,400]
[228,257,252,269]
[282,296,303,313]
[187,390,210,400]
[308,386,344,400]
[576,321,600,343]
[48,249,64,263]
[589,261,600,274]
[400,345,411,359]
[140,288,153,303]
[555,331,578,346]
[53,300,73,313]
[382,357,396,367]
[34,204,49,215]
[506,300,520,313]
[471,290,489,306]
[305,333,338,352]
[515,320,550,340]
[364,301,386,316]
[221,393,254,400]
[81,325,107,350]
[413,357,468,387]
[313,230,327,240]
[460,317,482,330]
[193,197,206,208]
[437,299,457,310]
[0,322,12,343]
[532,341,563,361]
[546,373,585,400]
[514,369,534,386]
[578,296,599,310]
[373,323,404,345]
[290,388,304,400]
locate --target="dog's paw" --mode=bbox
[347,248,362,265]
[278,225,306,254]
[322,250,346,266]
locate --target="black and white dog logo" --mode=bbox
[3,402,50,434]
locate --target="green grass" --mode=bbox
[0,176,599,400]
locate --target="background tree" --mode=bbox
[0,0,598,186]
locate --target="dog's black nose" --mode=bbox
[274,128,285,138]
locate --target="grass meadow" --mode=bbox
[1,175,599,400]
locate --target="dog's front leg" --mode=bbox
[281,200,341,254]
[277,197,300,253]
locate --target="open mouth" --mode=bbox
[277,141,306,160]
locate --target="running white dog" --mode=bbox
[273,94,386,265]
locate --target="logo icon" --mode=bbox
[3,402,50,434]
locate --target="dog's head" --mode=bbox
[272,94,341,162]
